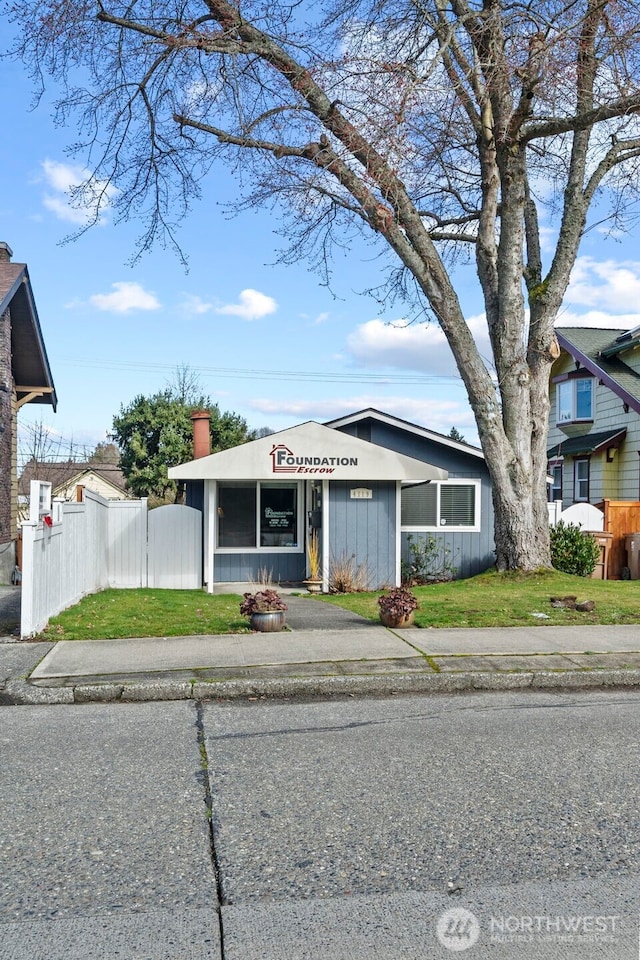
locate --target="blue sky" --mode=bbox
[2,48,640,467]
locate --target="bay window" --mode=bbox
[557,377,594,423]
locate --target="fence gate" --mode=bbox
[147,504,202,589]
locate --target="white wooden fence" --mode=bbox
[548,501,604,531]
[20,490,202,637]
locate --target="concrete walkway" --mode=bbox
[1,588,640,704]
[0,585,20,636]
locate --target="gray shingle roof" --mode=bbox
[547,428,626,459]
[555,327,640,410]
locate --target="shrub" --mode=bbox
[329,552,371,593]
[549,521,601,577]
[378,587,419,620]
[240,589,287,616]
[401,534,458,585]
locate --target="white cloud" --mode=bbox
[556,308,640,330]
[346,315,491,377]
[216,289,277,321]
[89,282,161,313]
[312,311,330,326]
[41,158,116,225]
[565,257,640,314]
[180,294,214,315]
[43,190,90,226]
[247,395,478,442]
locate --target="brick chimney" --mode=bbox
[191,410,211,459]
[0,242,13,263]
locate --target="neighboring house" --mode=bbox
[0,242,56,583]
[169,407,495,590]
[18,460,130,515]
[547,327,640,508]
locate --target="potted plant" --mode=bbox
[240,589,288,632]
[378,587,418,628]
[303,530,323,593]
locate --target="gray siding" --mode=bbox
[329,481,396,589]
[214,552,306,584]
[337,419,495,579]
[186,480,204,512]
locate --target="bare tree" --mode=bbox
[8,0,640,569]
[18,418,82,470]
[166,363,209,406]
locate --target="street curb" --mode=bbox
[3,667,640,705]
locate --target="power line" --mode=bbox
[57,356,462,386]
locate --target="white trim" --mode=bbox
[206,481,215,593]
[556,377,594,425]
[395,480,402,587]
[322,479,330,592]
[325,408,485,460]
[215,479,305,553]
[573,458,590,502]
[170,419,447,481]
[400,479,481,533]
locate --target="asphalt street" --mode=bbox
[1,690,639,959]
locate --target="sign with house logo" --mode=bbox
[270,443,359,476]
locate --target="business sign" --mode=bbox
[270,443,359,475]
[263,506,295,528]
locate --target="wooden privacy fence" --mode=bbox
[21,491,202,636]
[595,500,640,579]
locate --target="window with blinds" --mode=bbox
[401,481,480,530]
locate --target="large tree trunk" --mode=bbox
[472,378,553,572]
[491,470,552,572]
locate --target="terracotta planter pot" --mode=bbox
[250,610,286,632]
[379,610,415,628]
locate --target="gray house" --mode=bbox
[169,408,495,591]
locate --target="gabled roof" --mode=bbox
[18,461,127,497]
[325,407,485,460]
[555,328,640,414]
[169,419,447,481]
[0,261,57,409]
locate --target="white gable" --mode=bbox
[169,420,447,482]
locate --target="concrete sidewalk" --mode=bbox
[2,618,640,705]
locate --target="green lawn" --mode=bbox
[320,569,640,628]
[39,570,640,641]
[40,589,248,641]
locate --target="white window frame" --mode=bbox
[556,377,594,424]
[215,480,304,553]
[573,458,590,503]
[548,460,563,502]
[400,479,481,533]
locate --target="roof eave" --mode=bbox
[325,407,485,459]
[556,331,640,415]
[21,269,57,410]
